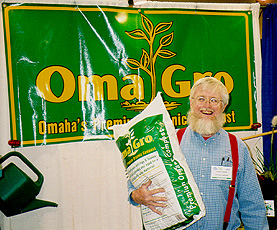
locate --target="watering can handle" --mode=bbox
[0,151,44,187]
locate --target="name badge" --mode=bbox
[211,166,232,180]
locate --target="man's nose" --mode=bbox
[204,100,212,106]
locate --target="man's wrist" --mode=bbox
[129,191,140,206]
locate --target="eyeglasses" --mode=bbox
[191,96,223,107]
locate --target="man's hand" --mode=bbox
[131,180,167,215]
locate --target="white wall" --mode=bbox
[0,1,143,230]
[0,1,263,229]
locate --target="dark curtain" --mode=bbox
[262,4,277,167]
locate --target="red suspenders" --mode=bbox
[224,133,238,230]
[177,127,187,144]
[177,128,239,230]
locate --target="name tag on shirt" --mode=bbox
[211,166,232,180]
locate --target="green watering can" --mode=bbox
[0,151,58,217]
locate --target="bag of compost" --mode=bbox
[112,93,205,230]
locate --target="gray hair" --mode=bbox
[190,77,229,105]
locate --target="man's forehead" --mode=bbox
[194,86,220,97]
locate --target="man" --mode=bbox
[128,77,268,229]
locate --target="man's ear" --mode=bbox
[222,103,227,112]
[189,97,193,106]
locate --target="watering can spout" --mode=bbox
[21,199,58,214]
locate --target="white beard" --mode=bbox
[187,109,226,136]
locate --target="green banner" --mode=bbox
[2,3,257,146]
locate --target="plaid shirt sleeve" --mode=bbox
[127,179,140,207]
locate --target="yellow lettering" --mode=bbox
[64,118,71,132]
[139,138,145,146]
[78,75,118,101]
[36,66,75,103]
[193,72,234,94]
[59,122,65,133]
[193,72,213,83]
[162,64,190,98]
[113,119,123,125]
[71,121,77,132]
[106,117,131,130]
[48,123,58,134]
[171,113,187,126]
[106,120,113,130]
[132,136,152,149]
[133,139,140,149]
[225,110,236,123]
[226,113,232,123]
[214,72,234,94]
[120,74,144,100]
[81,121,87,131]
[38,120,46,135]
[144,135,153,143]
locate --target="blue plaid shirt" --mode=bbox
[128,127,269,230]
[178,127,268,230]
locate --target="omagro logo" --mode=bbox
[35,14,234,112]
[121,13,234,112]
[122,13,179,111]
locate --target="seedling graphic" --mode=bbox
[121,13,181,111]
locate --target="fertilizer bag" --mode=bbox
[112,93,205,230]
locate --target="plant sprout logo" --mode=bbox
[121,128,154,159]
[121,13,181,111]
[124,129,138,158]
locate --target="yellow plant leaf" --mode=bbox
[154,22,173,35]
[157,49,176,59]
[126,58,140,69]
[141,14,154,36]
[160,32,174,47]
[140,49,150,68]
[125,29,147,40]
